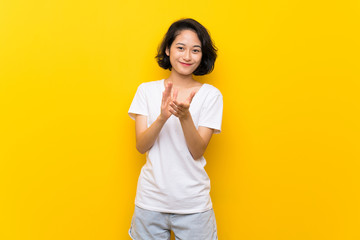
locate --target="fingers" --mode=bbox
[162,91,166,105]
[172,90,196,108]
[166,81,173,91]
[162,82,173,105]
[172,88,178,102]
[169,101,189,119]
[163,82,173,98]
[172,100,185,109]
[169,107,177,117]
[170,101,182,112]
[187,90,196,104]
[166,87,197,119]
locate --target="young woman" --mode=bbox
[128,18,223,240]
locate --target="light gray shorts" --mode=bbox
[129,205,218,240]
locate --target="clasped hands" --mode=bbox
[161,82,196,121]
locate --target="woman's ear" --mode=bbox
[165,47,170,56]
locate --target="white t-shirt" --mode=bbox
[128,79,223,214]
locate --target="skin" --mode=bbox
[135,29,214,160]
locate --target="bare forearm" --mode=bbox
[179,115,206,159]
[135,81,175,154]
[136,116,167,154]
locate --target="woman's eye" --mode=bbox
[177,47,184,50]
[193,49,200,53]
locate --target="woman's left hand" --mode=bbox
[169,89,196,120]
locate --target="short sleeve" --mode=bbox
[198,93,223,134]
[128,83,148,120]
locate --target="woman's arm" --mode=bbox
[169,92,214,159]
[135,114,167,154]
[179,116,214,159]
[134,82,174,154]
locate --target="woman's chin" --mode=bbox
[172,69,194,77]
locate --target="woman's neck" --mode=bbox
[165,73,200,89]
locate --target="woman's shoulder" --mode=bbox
[137,79,164,90]
[139,79,164,88]
[202,83,223,98]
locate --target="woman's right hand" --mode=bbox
[160,82,174,121]
[135,81,177,154]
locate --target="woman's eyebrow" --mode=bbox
[175,43,202,48]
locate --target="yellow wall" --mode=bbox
[1,0,359,239]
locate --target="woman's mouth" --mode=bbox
[180,62,192,66]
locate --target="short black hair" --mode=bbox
[155,18,218,76]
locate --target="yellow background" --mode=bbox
[1,0,359,239]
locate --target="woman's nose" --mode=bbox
[183,50,191,61]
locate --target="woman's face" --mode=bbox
[166,29,202,77]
